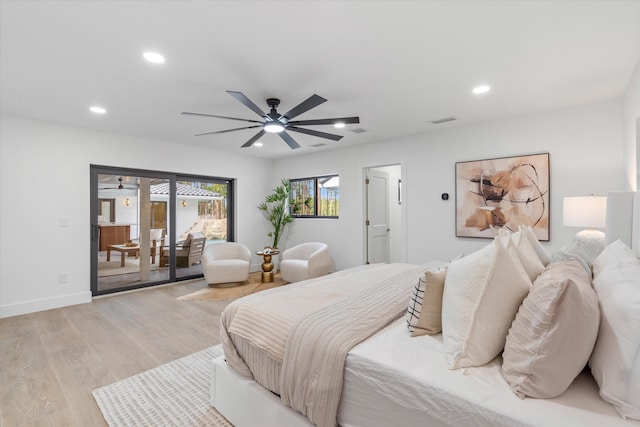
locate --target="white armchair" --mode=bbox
[201,242,251,285]
[279,242,332,283]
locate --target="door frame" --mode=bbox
[90,164,235,296]
[362,162,406,265]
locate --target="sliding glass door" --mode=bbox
[90,166,234,296]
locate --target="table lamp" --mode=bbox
[562,195,607,239]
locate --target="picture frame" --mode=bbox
[455,152,550,240]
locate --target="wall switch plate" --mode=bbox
[58,273,68,283]
[59,217,69,227]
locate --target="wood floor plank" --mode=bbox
[0,281,236,426]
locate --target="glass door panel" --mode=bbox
[175,178,230,280]
[95,172,170,293]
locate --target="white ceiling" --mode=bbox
[1,1,639,159]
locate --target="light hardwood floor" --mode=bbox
[0,279,233,426]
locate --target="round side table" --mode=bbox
[256,249,280,283]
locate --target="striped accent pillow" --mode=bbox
[503,258,599,399]
[405,269,447,336]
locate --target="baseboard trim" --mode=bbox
[0,291,92,318]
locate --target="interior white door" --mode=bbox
[366,169,389,264]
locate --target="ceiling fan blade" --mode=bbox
[287,126,343,141]
[280,94,327,120]
[242,129,266,148]
[288,116,360,126]
[226,91,270,120]
[195,125,262,137]
[278,131,301,149]
[181,111,263,124]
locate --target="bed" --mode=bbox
[210,191,640,427]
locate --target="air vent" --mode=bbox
[310,143,328,148]
[350,128,368,134]
[429,116,457,125]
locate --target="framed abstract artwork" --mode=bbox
[455,152,550,240]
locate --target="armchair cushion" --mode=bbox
[202,242,251,284]
[280,242,332,283]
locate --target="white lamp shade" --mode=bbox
[563,196,607,228]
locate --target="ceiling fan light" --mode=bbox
[254,141,264,147]
[334,122,346,129]
[264,123,284,133]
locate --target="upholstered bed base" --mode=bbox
[210,355,312,427]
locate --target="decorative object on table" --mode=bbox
[455,152,550,240]
[258,178,293,249]
[201,242,251,285]
[256,248,280,283]
[279,242,332,283]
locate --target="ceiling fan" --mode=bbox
[99,176,136,190]
[182,91,360,149]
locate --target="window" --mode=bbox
[290,175,339,218]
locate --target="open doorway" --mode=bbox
[364,164,404,264]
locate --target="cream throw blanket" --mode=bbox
[221,263,435,427]
[280,265,427,427]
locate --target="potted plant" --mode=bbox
[258,178,293,249]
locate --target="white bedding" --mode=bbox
[212,316,639,427]
[340,318,639,427]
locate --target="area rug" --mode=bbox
[92,345,232,427]
[177,272,287,301]
[98,252,162,277]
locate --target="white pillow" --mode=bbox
[442,238,532,369]
[589,240,640,421]
[499,229,545,282]
[551,230,605,276]
[519,225,551,266]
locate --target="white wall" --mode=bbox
[273,99,626,271]
[0,97,628,317]
[0,114,273,318]
[622,59,640,190]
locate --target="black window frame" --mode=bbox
[289,174,339,219]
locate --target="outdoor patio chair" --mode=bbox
[160,232,206,267]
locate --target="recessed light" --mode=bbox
[143,51,165,64]
[254,141,264,147]
[334,122,346,129]
[89,106,106,114]
[472,85,491,95]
